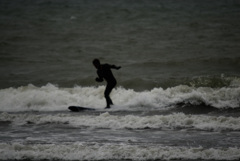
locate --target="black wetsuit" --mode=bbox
[96,64,118,108]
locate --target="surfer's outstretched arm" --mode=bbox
[110,65,121,70]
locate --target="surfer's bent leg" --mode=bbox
[104,81,116,108]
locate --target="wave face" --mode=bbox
[0,83,239,112]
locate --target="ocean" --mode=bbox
[0,0,240,160]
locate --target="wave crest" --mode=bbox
[0,83,239,112]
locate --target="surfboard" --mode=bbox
[68,106,95,112]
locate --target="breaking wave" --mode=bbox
[0,82,239,112]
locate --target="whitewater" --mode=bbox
[1,83,240,112]
[1,83,240,161]
[1,0,240,160]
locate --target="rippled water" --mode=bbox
[1,0,240,160]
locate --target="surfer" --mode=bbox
[93,59,121,108]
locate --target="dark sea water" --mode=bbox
[0,0,240,160]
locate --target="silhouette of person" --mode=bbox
[93,59,121,108]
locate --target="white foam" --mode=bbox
[0,83,239,112]
[0,84,106,112]
[0,142,239,160]
[1,112,240,131]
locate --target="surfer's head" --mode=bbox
[93,58,101,69]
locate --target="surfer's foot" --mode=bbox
[105,105,111,109]
[105,102,113,109]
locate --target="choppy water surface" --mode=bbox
[0,0,240,160]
